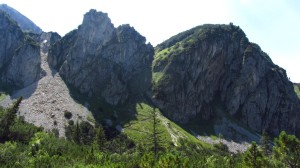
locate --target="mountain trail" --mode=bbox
[158,113,185,146]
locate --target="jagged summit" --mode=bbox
[0,4,42,33]
[0,6,299,141]
[79,9,115,46]
[48,9,154,105]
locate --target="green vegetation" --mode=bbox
[24,32,39,47]
[152,24,248,102]
[273,131,300,167]
[63,110,72,119]
[294,84,300,99]
[0,92,6,102]
[124,103,172,147]
[1,98,299,167]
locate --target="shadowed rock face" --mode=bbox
[0,11,41,89]
[153,24,300,136]
[48,9,154,105]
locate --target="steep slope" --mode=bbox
[1,32,93,137]
[0,4,42,33]
[152,24,300,137]
[48,9,153,105]
[0,10,41,90]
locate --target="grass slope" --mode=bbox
[123,103,212,149]
[294,84,300,99]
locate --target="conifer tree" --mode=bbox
[244,141,266,168]
[0,97,22,142]
[260,130,271,156]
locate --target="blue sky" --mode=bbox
[1,0,299,82]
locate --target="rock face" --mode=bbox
[48,9,153,105]
[0,4,42,34]
[152,24,300,136]
[0,11,41,89]
[39,32,61,54]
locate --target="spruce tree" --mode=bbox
[260,130,271,156]
[244,141,266,168]
[0,97,22,142]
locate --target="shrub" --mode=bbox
[64,111,72,119]
[68,120,74,125]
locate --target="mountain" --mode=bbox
[0,6,299,142]
[0,10,41,90]
[152,24,300,137]
[48,9,153,105]
[1,6,300,167]
[0,4,42,34]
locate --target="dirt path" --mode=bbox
[158,113,185,146]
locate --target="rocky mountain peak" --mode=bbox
[79,9,114,46]
[0,4,42,34]
[152,24,300,137]
[48,9,154,105]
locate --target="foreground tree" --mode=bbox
[260,130,272,156]
[150,108,165,159]
[0,97,22,142]
[273,131,300,168]
[244,141,266,168]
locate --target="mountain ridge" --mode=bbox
[0,7,299,143]
[152,24,300,137]
[0,10,41,90]
[0,4,42,34]
[48,9,153,106]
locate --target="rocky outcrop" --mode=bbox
[0,11,41,89]
[39,32,61,54]
[48,9,153,105]
[153,24,300,136]
[0,4,42,34]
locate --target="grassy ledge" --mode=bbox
[294,84,300,99]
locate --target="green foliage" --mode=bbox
[64,110,72,119]
[0,92,6,102]
[158,153,189,167]
[0,141,24,167]
[65,121,96,145]
[213,142,229,153]
[243,142,266,168]
[124,103,171,151]
[24,32,39,47]
[294,84,300,99]
[0,99,299,167]
[0,97,23,142]
[260,130,272,156]
[105,133,134,154]
[8,117,42,143]
[273,131,300,168]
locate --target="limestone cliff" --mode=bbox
[0,11,41,89]
[48,9,153,105]
[152,24,300,136]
